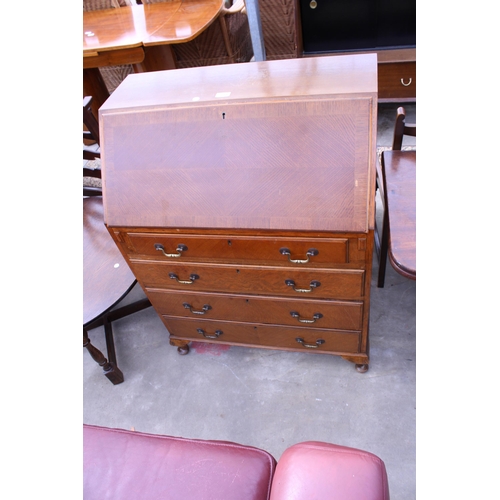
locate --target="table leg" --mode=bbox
[83,329,124,385]
[134,45,177,73]
[83,68,110,118]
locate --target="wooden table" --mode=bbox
[83,197,137,327]
[381,150,416,280]
[83,0,222,113]
[83,196,152,384]
[83,197,136,384]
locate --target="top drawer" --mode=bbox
[112,231,368,267]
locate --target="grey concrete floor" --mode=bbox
[83,102,416,499]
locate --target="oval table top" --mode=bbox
[83,197,136,326]
[383,150,416,279]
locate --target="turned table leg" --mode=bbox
[83,329,124,385]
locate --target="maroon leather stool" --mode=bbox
[83,424,276,500]
[270,441,390,500]
[83,425,390,499]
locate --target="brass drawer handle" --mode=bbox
[285,279,321,293]
[290,311,323,323]
[183,303,212,315]
[169,273,199,284]
[295,337,325,349]
[280,247,319,264]
[401,78,412,87]
[155,243,188,258]
[197,328,223,339]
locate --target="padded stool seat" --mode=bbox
[270,441,390,500]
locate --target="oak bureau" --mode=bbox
[100,54,378,372]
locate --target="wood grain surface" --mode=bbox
[146,288,364,331]
[101,55,377,231]
[83,0,222,55]
[383,150,416,278]
[164,316,361,354]
[83,197,136,325]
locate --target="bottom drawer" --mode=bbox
[162,317,360,355]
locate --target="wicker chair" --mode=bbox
[139,0,253,68]
[259,0,302,60]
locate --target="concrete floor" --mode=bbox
[83,102,416,499]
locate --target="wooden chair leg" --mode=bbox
[219,15,236,63]
[83,69,110,118]
[83,328,124,385]
[377,209,389,288]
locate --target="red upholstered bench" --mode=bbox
[83,425,389,500]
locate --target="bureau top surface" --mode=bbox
[101,54,377,110]
[101,54,377,232]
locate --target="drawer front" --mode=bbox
[163,317,360,354]
[147,288,363,331]
[115,231,356,267]
[133,261,365,299]
[378,62,416,99]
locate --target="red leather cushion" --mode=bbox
[83,424,276,500]
[270,441,390,500]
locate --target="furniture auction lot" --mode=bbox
[82,5,417,494]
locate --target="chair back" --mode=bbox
[83,96,101,171]
[83,97,103,195]
[83,96,100,153]
[392,106,416,150]
[83,0,132,11]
